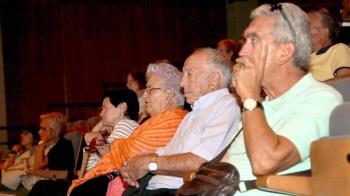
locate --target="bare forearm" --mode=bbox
[34,144,48,169]
[157,153,206,176]
[325,68,350,82]
[243,109,299,175]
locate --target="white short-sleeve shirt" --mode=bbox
[147,88,241,190]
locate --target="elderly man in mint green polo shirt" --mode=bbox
[227,2,343,195]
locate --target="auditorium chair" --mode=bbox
[327,77,350,102]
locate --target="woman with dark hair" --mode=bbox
[84,89,140,170]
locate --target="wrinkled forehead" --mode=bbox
[40,118,53,128]
[244,16,276,38]
[183,52,210,72]
[147,74,165,86]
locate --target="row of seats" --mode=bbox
[33,77,350,193]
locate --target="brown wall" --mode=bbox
[1,0,227,125]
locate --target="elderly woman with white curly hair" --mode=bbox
[68,63,187,195]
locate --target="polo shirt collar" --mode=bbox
[316,44,333,55]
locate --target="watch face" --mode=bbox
[148,162,157,171]
[243,98,257,111]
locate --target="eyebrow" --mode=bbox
[183,66,196,72]
[245,32,258,39]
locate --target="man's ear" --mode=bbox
[208,71,221,88]
[279,43,295,65]
[323,28,331,42]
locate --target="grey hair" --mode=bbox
[40,112,67,136]
[308,11,340,43]
[251,3,312,70]
[194,48,233,87]
[146,63,184,106]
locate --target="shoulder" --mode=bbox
[145,108,187,128]
[160,108,187,119]
[110,118,139,138]
[58,137,73,149]
[308,79,342,100]
[207,93,240,113]
[116,118,139,127]
[330,43,350,54]
[332,43,350,50]
[292,78,343,113]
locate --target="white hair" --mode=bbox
[251,3,311,69]
[146,63,184,106]
[40,112,67,135]
[194,48,233,87]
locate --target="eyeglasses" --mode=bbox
[145,86,163,94]
[270,3,296,39]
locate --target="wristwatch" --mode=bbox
[148,156,158,174]
[242,98,263,112]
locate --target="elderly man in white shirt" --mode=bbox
[121,48,241,195]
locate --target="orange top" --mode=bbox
[68,108,186,193]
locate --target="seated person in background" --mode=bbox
[217,39,243,104]
[25,112,74,193]
[0,144,24,169]
[67,116,101,134]
[308,10,350,81]
[121,48,241,195]
[68,62,187,195]
[66,120,86,133]
[0,128,38,191]
[341,0,350,22]
[126,70,148,123]
[217,38,240,65]
[84,89,140,170]
[227,3,343,195]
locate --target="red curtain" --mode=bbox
[1,0,227,125]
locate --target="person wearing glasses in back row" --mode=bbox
[83,89,140,171]
[27,112,74,195]
[225,3,343,195]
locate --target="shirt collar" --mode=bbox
[191,88,229,111]
[315,44,333,55]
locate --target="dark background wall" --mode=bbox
[0,0,227,125]
[0,0,343,126]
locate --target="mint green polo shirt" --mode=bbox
[227,74,343,195]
